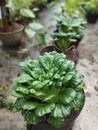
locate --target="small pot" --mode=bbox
[40,45,58,54]
[27,90,85,130]
[27,110,81,130]
[0,23,24,48]
[85,11,98,24]
[70,37,82,48]
[40,45,79,64]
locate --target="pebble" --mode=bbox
[85,92,91,97]
[94,86,98,91]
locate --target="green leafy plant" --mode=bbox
[51,31,76,51]
[53,12,86,49]
[0,86,8,107]
[6,0,43,37]
[84,0,98,13]
[6,0,35,22]
[24,22,43,38]
[37,33,46,45]
[0,85,14,110]
[11,51,85,128]
[61,0,85,17]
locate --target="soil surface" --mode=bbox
[0,2,98,130]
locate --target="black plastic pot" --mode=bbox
[27,110,81,130]
[85,11,98,24]
[27,88,85,130]
[70,37,82,48]
[40,45,79,64]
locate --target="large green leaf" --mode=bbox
[29,22,43,30]
[19,61,32,75]
[67,60,75,71]
[63,71,75,83]
[49,117,65,128]
[35,103,55,117]
[32,81,44,89]
[25,27,36,38]
[60,88,76,104]
[43,87,59,102]
[12,98,27,112]
[22,102,38,110]
[20,8,35,18]
[52,104,71,118]
[53,74,60,79]
[37,33,46,45]
[30,89,45,97]
[11,86,25,98]
[16,86,29,94]
[14,73,32,83]
[6,0,15,8]
[22,110,40,125]
[72,92,85,110]
[43,94,56,102]
[68,73,84,89]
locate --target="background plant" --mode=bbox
[6,0,35,23]
[51,31,76,51]
[0,86,14,110]
[32,0,47,5]
[56,12,86,41]
[5,0,43,38]
[11,51,85,128]
[61,0,85,17]
[84,0,98,13]
[51,13,86,51]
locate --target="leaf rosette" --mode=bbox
[12,51,85,128]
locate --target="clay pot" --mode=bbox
[0,23,24,48]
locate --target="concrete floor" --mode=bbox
[0,2,98,130]
[73,24,98,130]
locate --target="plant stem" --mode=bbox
[1,0,9,32]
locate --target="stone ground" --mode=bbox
[0,2,98,130]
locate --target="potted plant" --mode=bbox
[40,12,86,63]
[84,0,98,23]
[11,51,85,130]
[61,0,85,18]
[55,12,87,48]
[40,31,79,64]
[0,0,42,48]
[40,30,79,64]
